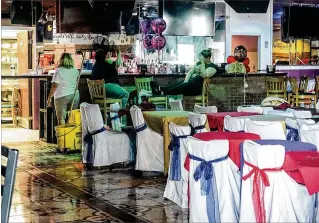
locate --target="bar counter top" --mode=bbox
[1,71,287,79]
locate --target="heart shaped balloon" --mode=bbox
[151,18,166,34]
[140,19,152,34]
[142,34,154,50]
[151,35,166,51]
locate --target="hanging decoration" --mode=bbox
[142,34,154,50]
[151,35,166,51]
[140,19,152,34]
[151,18,167,34]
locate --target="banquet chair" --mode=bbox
[265,77,287,100]
[80,103,130,167]
[163,123,191,208]
[183,78,211,108]
[237,106,263,114]
[135,77,167,108]
[285,118,315,141]
[244,119,286,140]
[285,108,313,119]
[193,104,217,113]
[188,137,240,223]
[268,109,294,117]
[188,112,208,135]
[288,77,317,107]
[169,99,184,111]
[87,79,122,123]
[1,146,19,223]
[299,123,319,150]
[109,102,121,131]
[240,140,316,223]
[224,115,246,132]
[130,105,164,172]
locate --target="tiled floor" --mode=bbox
[2,141,188,223]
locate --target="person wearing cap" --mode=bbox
[161,48,217,96]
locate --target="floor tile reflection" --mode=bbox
[3,141,186,222]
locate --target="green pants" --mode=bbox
[104,83,129,108]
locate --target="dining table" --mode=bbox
[143,110,210,175]
[207,112,260,131]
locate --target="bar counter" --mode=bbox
[2,71,287,142]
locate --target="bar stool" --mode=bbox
[87,79,122,123]
[288,77,317,107]
[1,86,19,127]
[265,77,287,101]
[183,78,211,109]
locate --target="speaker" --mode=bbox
[225,1,270,13]
[10,0,42,26]
[124,16,140,36]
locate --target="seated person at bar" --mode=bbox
[91,49,129,108]
[161,48,217,96]
[47,53,80,125]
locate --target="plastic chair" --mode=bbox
[135,77,167,108]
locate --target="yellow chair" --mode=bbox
[265,77,287,100]
[183,78,211,108]
[1,86,19,127]
[135,77,167,108]
[288,77,317,107]
[87,79,122,123]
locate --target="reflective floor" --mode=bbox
[3,141,188,223]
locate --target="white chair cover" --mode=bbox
[286,118,316,141]
[163,123,191,208]
[193,104,218,114]
[129,105,164,172]
[169,99,184,111]
[240,140,315,223]
[268,109,294,117]
[188,137,240,223]
[224,115,245,132]
[299,123,319,150]
[188,112,208,135]
[244,119,286,140]
[80,103,130,167]
[110,102,121,131]
[237,106,263,114]
[286,108,313,119]
[261,107,274,114]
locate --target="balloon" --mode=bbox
[143,34,154,50]
[227,56,236,64]
[151,35,166,51]
[140,19,152,34]
[151,18,166,33]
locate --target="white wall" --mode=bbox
[225,0,273,70]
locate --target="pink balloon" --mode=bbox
[140,19,151,34]
[151,18,166,34]
[151,35,166,51]
[143,34,154,50]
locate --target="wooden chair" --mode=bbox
[1,86,19,127]
[135,77,167,108]
[1,146,19,223]
[265,77,287,101]
[87,79,122,123]
[288,77,317,107]
[183,78,211,108]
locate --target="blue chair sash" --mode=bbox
[168,134,190,181]
[286,125,299,141]
[189,154,228,223]
[84,127,107,163]
[190,124,205,135]
[135,123,147,133]
[110,115,119,121]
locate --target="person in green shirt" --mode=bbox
[162,48,217,96]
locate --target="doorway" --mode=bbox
[231,35,259,72]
